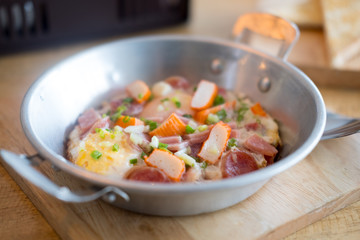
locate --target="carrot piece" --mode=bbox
[144,149,185,182]
[115,116,144,128]
[194,101,236,123]
[126,80,151,103]
[250,102,267,117]
[191,80,218,111]
[198,121,231,164]
[149,113,186,137]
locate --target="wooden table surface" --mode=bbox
[1,1,360,239]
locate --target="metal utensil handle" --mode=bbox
[0,150,129,203]
[232,12,300,60]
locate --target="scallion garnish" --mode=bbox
[236,105,249,122]
[91,150,102,160]
[213,95,225,106]
[112,143,120,152]
[110,105,128,122]
[95,128,105,139]
[171,97,181,108]
[201,162,208,169]
[141,118,158,131]
[138,93,143,99]
[129,158,138,164]
[140,152,147,160]
[182,114,192,118]
[160,98,169,103]
[122,115,131,123]
[185,125,195,134]
[227,138,237,148]
[122,97,133,104]
[216,109,227,121]
[158,142,168,149]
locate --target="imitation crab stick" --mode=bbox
[115,116,144,128]
[144,149,185,181]
[149,113,186,137]
[194,101,236,123]
[126,80,152,103]
[198,121,231,164]
[191,80,218,111]
[250,102,267,117]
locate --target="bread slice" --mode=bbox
[259,0,323,28]
[321,0,360,69]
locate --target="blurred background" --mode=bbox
[0,0,359,71]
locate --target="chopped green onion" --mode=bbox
[141,118,158,131]
[148,94,154,101]
[110,105,127,121]
[227,138,237,148]
[201,162,208,169]
[122,115,131,123]
[112,143,120,152]
[206,113,220,124]
[148,122,158,131]
[95,128,105,139]
[182,114,193,118]
[90,150,102,160]
[216,109,227,121]
[236,106,249,122]
[197,125,208,132]
[213,95,225,106]
[140,152,147,160]
[160,98,169,102]
[174,152,196,167]
[158,142,168,149]
[185,125,195,134]
[171,97,181,108]
[193,86,197,92]
[129,158,138,164]
[138,93,143,99]
[122,97,133,104]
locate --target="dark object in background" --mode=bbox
[0,0,189,54]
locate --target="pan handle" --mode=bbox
[0,150,129,203]
[232,12,300,60]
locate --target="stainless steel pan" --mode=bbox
[0,13,335,216]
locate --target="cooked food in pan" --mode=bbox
[67,76,281,183]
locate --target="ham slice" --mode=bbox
[244,134,278,157]
[167,141,189,152]
[164,76,190,89]
[110,99,144,116]
[78,108,101,134]
[183,129,210,144]
[158,136,182,144]
[126,166,170,183]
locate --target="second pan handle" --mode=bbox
[232,12,300,60]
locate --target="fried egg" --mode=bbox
[68,127,141,176]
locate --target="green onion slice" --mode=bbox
[91,150,102,160]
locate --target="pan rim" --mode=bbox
[21,34,326,194]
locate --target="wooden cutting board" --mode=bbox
[2,132,360,240]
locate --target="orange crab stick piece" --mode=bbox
[194,101,236,123]
[198,121,231,164]
[191,80,218,111]
[115,116,144,128]
[251,102,267,117]
[145,149,185,182]
[126,80,152,103]
[149,113,186,137]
